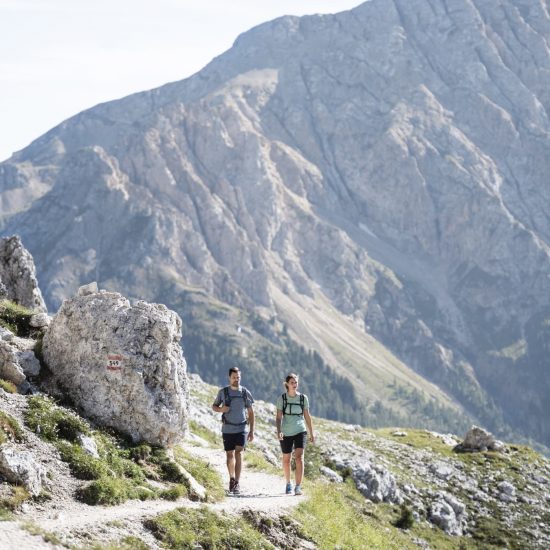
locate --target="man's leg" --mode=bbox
[234,445,243,481]
[226,450,236,479]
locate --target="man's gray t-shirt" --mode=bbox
[213,386,254,434]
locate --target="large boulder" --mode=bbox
[0,445,46,497]
[0,236,47,312]
[42,286,189,446]
[455,425,505,453]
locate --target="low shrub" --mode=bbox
[0,486,31,512]
[77,478,133,506]
[159,485,188,501]
[0,410,24,442]
[56,441,109,480]
[145,506,273,549]
[0,379,17,394]
[394,504,414,530]
[0,300,34,337]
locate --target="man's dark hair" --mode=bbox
[228,367,240,377]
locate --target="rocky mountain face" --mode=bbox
[1,0,550,445]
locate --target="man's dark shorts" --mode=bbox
[279,431,307,454]
[223,432,247,451]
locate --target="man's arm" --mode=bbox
[212,392,229,413]
[247,406,255,441]
[212,403,229,413]
[304,409,315,443]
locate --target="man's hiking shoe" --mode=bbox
[294,485,303,496]
[233,480,241,494]
[229,478,236,493]
[285,482,292,495]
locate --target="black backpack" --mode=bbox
[282,393,305,416]
[221,386,250,426]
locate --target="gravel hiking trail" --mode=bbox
[0,443,303,550]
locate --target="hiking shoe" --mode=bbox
[232,480,241,494]
[229,478,236,493]
[294,485,303,496]
[285,482,292,495]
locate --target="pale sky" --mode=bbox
[0,0,362,162]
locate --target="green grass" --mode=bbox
[0,379,17,393]
[0,300,34,337]
[78,477,141,506]
[0,486,31,513]
[173,447,225,501]
[24,396,189,505]
[21,521,65,546]
[25,395,90,441]
[294,481,416,550]
[145,506,274,549]
[81,536,150,550]
[372,427,456,457]
[244,447,279,475]
[0,410,24,443]
[188,419,219,446]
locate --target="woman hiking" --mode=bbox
[275,373,315,495]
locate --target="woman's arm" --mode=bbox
[276,409,284,440]
[304,409,315,443]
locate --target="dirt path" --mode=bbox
[0,444,303,549]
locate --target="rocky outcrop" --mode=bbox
[0,445,45,496]
[331,453,402,504]
[429,491,467,536]
[455,425,506,453]
[0,335,40,387]
[42,285,189,446]
[0,236,46,312]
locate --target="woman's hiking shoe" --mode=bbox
[294,485,303,496]
[229,478,236,493]
[233,480,241,494]
[285,482,292,495]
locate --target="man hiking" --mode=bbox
[212,367,255,494]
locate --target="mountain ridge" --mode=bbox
[1,0,550,445]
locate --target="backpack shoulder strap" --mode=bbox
[300,394,305,409]
[241,387,249,408]
[223,386,230,404]
[282,393,287,414]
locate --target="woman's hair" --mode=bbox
[284,373,299,390]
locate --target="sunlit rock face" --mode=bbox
[43,288,189,447]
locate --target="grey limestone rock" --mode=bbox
[0,445,45,496]
[350,459,402,504]
[77,433,99,458]
[319,465,343,483]
[0,338,40,385]
[29,312,51,328]
[457,425,506,453]
[0,236,46,312]
[42,287,189,447]
[429,491,467,536]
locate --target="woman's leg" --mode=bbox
[282,452,292,482]
[294,448,304,486]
